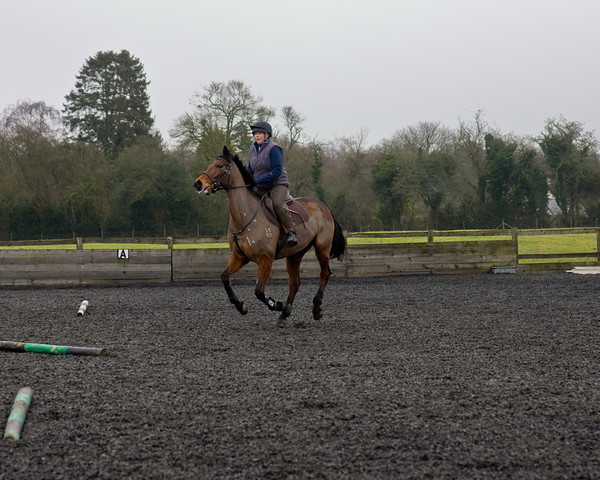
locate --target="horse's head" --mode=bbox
[194,146,256,194]
[194,146,233,195]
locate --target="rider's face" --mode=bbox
[253,132,267,145]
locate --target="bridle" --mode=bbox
[200,154,265,245]
[201,156,232,192]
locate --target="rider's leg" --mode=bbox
[271,185,298,247]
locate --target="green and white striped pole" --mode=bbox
[4,387,33,441]
[0,341,107,356]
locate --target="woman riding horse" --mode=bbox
[194,146,346,326]
[247,121,298,247]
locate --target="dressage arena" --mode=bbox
[1,273,599,479]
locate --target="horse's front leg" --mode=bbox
[254,255,284,313]
[221,253,249,315]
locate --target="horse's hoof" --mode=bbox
[266,298,283,311]
[239,302,248,315]
[278,305,292,326]
[312,308,323,320]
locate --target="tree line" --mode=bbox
[1,49,599,241]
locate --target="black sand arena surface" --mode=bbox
[1,273,599,479]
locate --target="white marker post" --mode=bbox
[77,300,89,316]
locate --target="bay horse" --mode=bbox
[194,146,346,325]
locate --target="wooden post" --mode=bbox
[76,237,83,250]
[427,230,434,244]
[167,237,174,282]
[512,228,519,266]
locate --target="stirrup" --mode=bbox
[286,231,298,247]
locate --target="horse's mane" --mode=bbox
[219,150,256,189]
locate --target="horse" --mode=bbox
[194,146,346,326]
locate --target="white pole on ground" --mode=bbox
[77,300,89,316]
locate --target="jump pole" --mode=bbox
[3,387,33,441]
[77,300,89,316]
[0,341,107,356]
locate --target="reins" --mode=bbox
[230,194,266,250]
[201,161,231,192]
[202,157,254,192]
[202,155,263,247]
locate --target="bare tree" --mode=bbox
[2,100,63,138]
[326,129,380,230]
[280,105,304,150]
[171,80,274,154]
[0,100,67,234]
[390,121,454,155]
[456,110,494,201]
[335,128,370,178]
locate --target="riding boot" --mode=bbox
[286,228,298,247]
[271,185,298,247]
[279,209,298,247]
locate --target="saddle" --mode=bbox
[262,195,309,229]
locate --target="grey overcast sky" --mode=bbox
[2,0,599,145]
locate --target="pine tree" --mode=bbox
[63,50,154,158]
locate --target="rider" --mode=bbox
[247,121,298,247]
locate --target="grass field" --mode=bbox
[517,233,595,255]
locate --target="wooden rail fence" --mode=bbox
[0,228,597,286]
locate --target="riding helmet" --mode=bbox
[250,121,272,136]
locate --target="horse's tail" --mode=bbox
[330,216,346,262]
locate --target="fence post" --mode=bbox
[512,228,519,266]
[597,228,600,263]
[167,237,174,282]
[427,230,434,244]
[76,237,83,250]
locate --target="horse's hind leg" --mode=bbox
[278,253,304,325]
[222,253,250,315]
[312,248,332,320]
